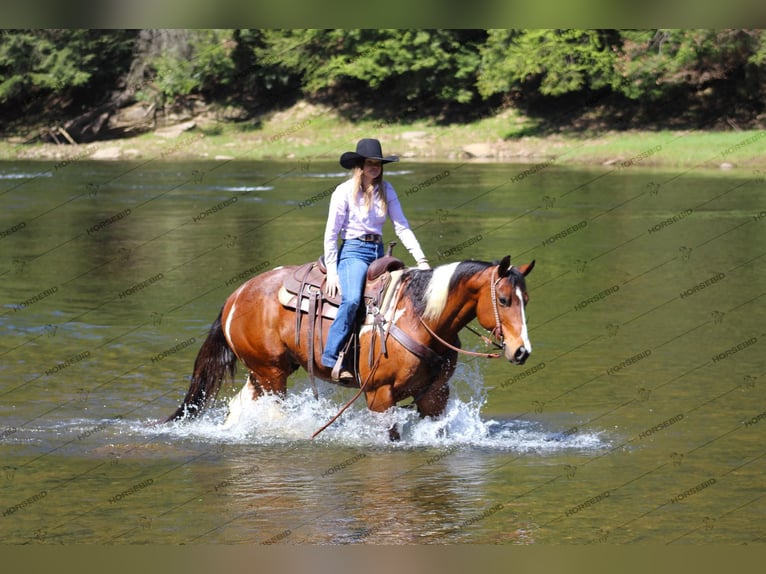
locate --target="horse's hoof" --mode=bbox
[388,425,401,441]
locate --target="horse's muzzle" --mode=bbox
[507,345,530,365]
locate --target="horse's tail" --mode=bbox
[164,307,237,422]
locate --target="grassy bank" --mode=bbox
[2,101,764,170]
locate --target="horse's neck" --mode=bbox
[437,265,498,338]
[427,282,481,338]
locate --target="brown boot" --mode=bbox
[330,352,355,382]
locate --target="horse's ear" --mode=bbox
[498,255,512,277]
[518,260,536,276]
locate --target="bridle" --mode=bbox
[489,266,504,343]
[418,266,511,360]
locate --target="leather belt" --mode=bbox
[356,234,383,243]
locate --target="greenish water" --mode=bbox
[1,158,764,544]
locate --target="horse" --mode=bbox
[165,254,535,439]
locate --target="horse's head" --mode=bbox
[477,255,535,365]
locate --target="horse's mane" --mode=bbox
[403,260,488,320]
[403,259,528,320]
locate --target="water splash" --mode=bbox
[144,363,607,452]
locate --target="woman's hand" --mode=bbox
[417,259,431,270]
[325,271,341,298]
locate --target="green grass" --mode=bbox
[2,101,764,171]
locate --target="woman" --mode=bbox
[321,138,431,381]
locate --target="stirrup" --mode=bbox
[331,352,354,382]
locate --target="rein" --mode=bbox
[418,317,501,359]
[311,358,378,439]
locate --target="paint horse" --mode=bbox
[165,255,535,439]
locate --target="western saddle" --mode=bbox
[278,251,407,390]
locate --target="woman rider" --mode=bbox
[321,138,431,381]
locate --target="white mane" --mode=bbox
[422,262,460,321]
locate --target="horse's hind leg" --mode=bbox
[222,367,290,429]
[222,372,260,429]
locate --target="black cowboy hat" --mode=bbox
[339,138,399,169]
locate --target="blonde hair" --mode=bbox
[351,164,388,215]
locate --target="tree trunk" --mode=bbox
[59,30,193,142]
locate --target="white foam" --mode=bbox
[139,363,608,453]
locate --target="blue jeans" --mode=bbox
[321,239,384,368]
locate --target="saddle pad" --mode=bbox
[371,269,404,321]
[278,286,337,320]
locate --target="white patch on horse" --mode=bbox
[423,262,460,320]
[222,380,249,429]
[224,283,246,353]
[224,303,237,350]
[516,286,532,352]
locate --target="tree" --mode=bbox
[610,29,766,125]
[254,29,487,117]
[0,29,137,110]
[144,29,237,106]
[476,29,619,98]
[613,29,762,100]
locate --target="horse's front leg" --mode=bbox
[364,385,400,441]
[414,378,449,419]
[414,354,456,420]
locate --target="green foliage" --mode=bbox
[750,30,766,66]
[148,30,237,104]
[2,28,765,130]
[477,29,618,98]
[613,30,763,100]
[254,29,485,110]
[0,30,136,105]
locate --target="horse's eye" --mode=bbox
[498,296,510,307]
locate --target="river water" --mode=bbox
[1,157,764,545]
